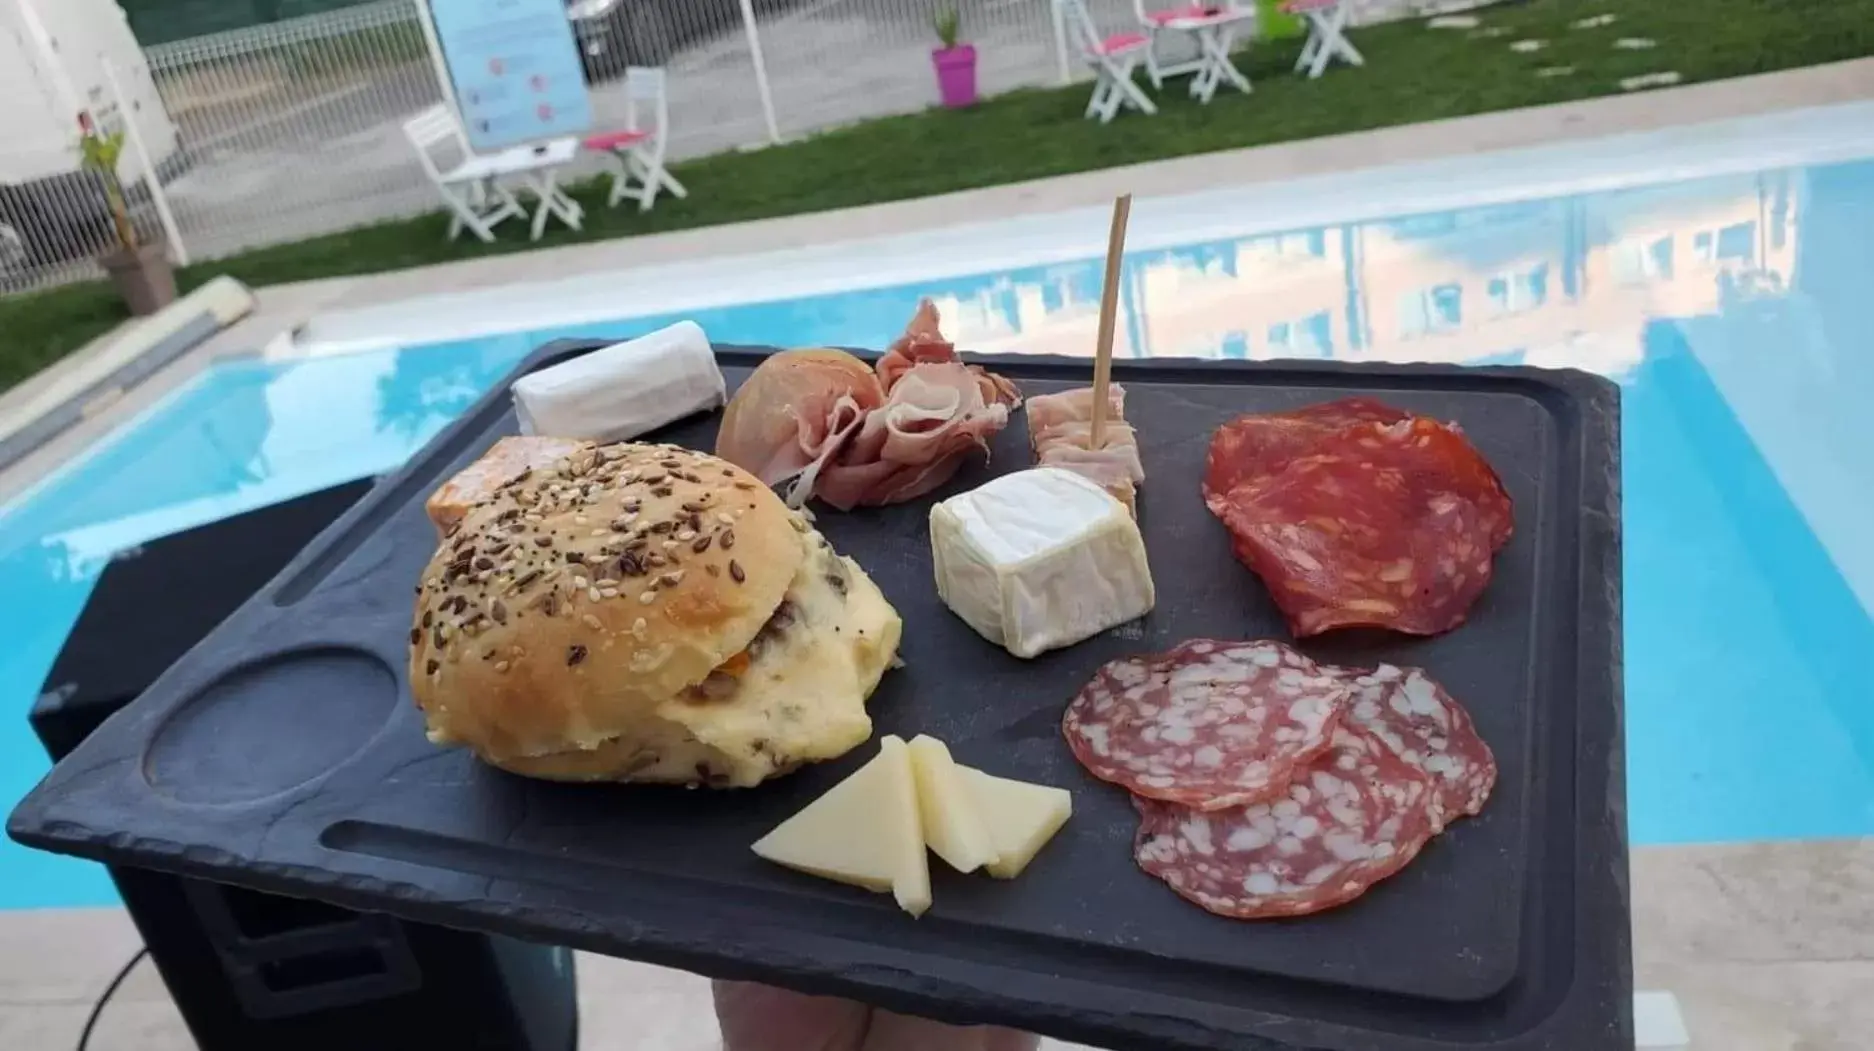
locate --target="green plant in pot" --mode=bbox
[79,113,176,316]
[930,4,977,108]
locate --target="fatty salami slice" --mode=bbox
[1214,420,1505,636]
[1346,664,1497,830]
[1062,639,1350,811]
[1133,725,1438,919]
[1203,397,1410,509]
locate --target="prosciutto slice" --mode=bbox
[1026,385,1143,512]
[715,349,884,488]
[714,303,1020,510]
[878,299,1023,410]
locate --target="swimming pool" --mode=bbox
[5,151,1873,911]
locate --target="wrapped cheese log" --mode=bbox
[512,321,726,443]
[1025,385,1144,515]
[425,436,591,537]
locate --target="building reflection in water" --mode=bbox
[929,169,1800,382]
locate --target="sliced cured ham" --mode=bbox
[878,298,1022,409]
[1132,725,1438,919]
[1026,385,1144,513]
[715,349,884,488]
[1061,639,1351,811]
[810,362,1013,510]
[714,303,1020,510]
[1204,400,1513,637]
[1343,664,1496,830]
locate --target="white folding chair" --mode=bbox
[1055,0,1158,123]
[583,67,688,212]
[402,104,584,243]
[1284,0,1363,78]
[404,105,521,243]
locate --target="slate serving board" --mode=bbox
[9,341,1628,1051]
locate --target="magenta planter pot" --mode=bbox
[932,44,978,108]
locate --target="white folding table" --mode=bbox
[1158,7,1256,103]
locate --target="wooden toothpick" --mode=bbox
[1091,194,1132,449]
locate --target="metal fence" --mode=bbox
[2,0,1443,297]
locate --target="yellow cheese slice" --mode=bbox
[751,736,931,917]
[959,766,1074,880]
[907,736,1001,874]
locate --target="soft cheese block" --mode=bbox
[930,467,1155,658]
[908,736,999,874]
[751,735,931,917]
[960,767,1073,879]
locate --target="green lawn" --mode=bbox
[5,0,1872,394]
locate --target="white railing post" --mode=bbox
[102,57,189,266]
[737,0,782,145]
[1051,0,1073,84]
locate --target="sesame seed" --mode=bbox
[600,587,619,598]
[582,613,603,630]
[534,536,552,548]
[660,571,684,587]
[426,659,441,675]
[692,534,713,553]
[676,529,696,541]
[721,529,736,550]
[491,600,508,624]
[494,660,511,673]
[573,575,591,589]
[631,617,647,635]
[596,577,620,588]
[716,512,734,525]
[590,528,610,537]
[588,586,603,603]
[639,591,657,604]
[575,516,589,525]
[652,486,673,498]
[409,628,421,645]
[729,560,745,583]
[567,645,588,666]
[706,564,721,577]
[662,540,680,551]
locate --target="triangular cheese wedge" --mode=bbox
[751,736,931,917]
[959,766,1073,879]
[908,736,1000,874]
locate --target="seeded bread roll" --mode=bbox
[410,440,903,788]
[411,442,805,760]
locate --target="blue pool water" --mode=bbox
[5,158,1874,911]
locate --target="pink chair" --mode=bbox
[581,67,687,211]
[1283,0,1364,78]
[1055,0,1158,122]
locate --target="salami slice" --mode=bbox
[1345,664,1497,830]
[1132,725,1438,919]
[1212,420,1505,637]
[1062,639,1350,811]
[1203,397,1410,510]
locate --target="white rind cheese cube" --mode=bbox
[930,468,1155,659]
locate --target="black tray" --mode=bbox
[10,341,1628,1051]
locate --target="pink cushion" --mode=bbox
[582,130,649,151]
[1099,31,1151,54]
[1282,0,1339,11]
[1147,5,1210,24]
